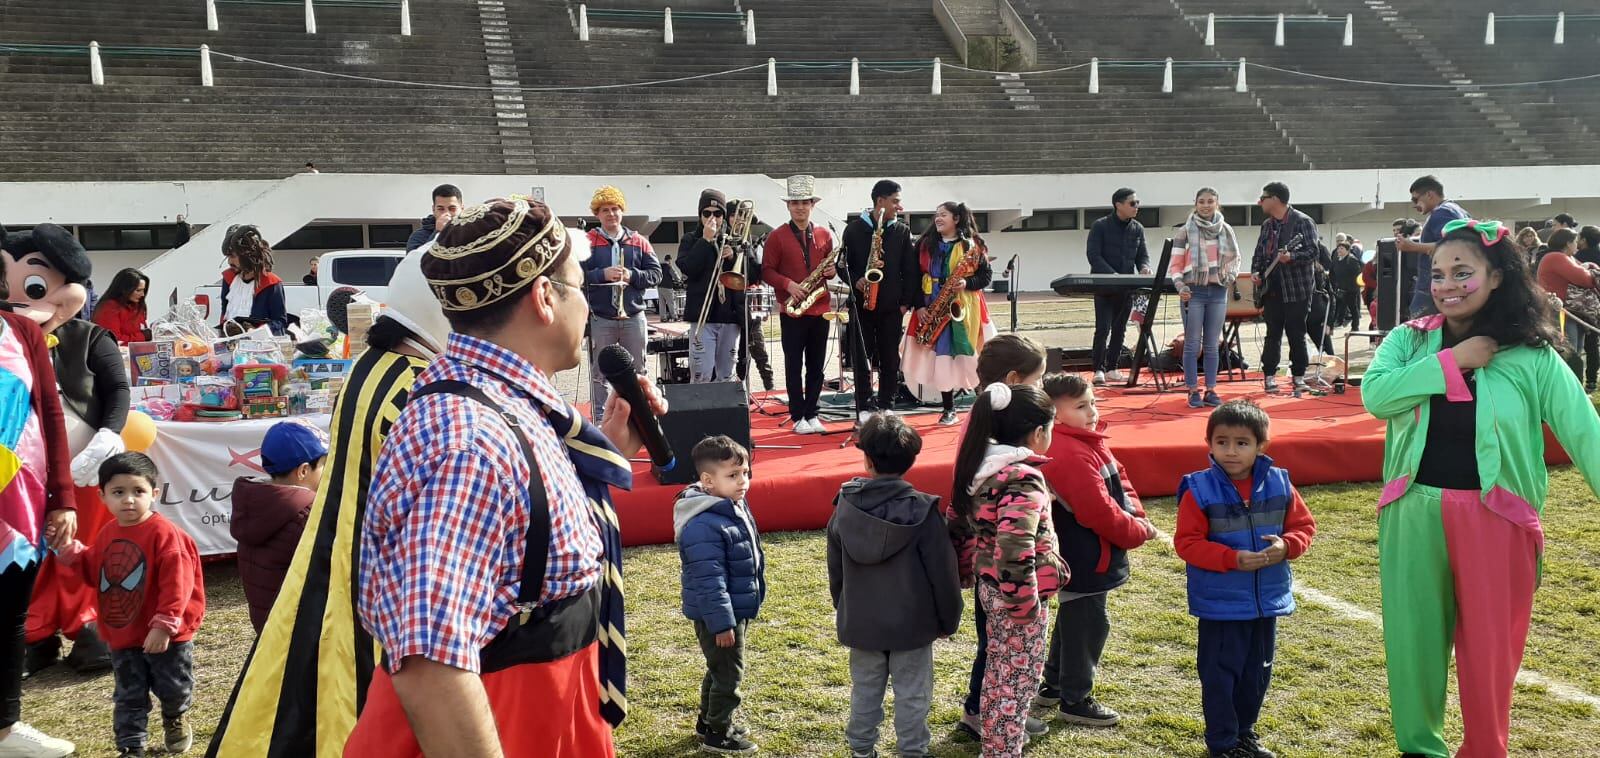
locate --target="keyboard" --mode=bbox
[1050,273,1177,297]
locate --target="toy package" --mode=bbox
[234,363,288,399]
[128,341,177,385]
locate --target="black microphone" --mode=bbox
[597,344,675,471]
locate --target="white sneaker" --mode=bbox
[1105,370,1127,383]
[806,416,826,433]
[1092,371,1107,386]
[857,410,873,425]
[0,723,75,758]
[792,418,814,434]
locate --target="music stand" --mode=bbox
[1125,239,1175,391]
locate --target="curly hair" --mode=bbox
[1433,226,1559,349]
[222,224,275,279]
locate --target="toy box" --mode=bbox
[128,341,177,385]
[241,396,289,419]
[234,363,289,399]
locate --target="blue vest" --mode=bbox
[1177,455,1297,621]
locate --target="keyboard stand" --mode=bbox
[1125,240,1175,392]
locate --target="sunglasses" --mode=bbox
[1440,218,1507,246]
[701,209,725,218]
[1258,195,1273,202]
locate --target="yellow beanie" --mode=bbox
[590,185,627,214]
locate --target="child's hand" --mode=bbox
[1235,550,1268,571]
[1136,517,1159,540]
[143,628,171,654]
[1260,535,1288,565]
[715,630,736,649]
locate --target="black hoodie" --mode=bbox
[826,476,962,651]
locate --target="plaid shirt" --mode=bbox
[1251,206,1320,304]
[358,333,603,674]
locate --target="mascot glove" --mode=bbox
[71,428,127,487]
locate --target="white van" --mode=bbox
[192,249,406,322]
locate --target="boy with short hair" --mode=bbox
[230,420,328,632]
[674,435,765,754]
[827,414,961,758]
[1174,400,1316,758]
[60,453,205,757]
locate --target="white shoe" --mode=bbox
[1092,371,1107,386]
[1105,370,1127,383]
[792,418,814,434]
[857,410,873,425]
[806,416,826,433]
[0,723,75,758]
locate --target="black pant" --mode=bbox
[1197,617,1276,755]
[1260,296,1309,378]
[1335,290,1361,331]
[852,306,904,412]
[1092,292,1135,373]
[780,314,828,421]
[1305,293,1335,355]
[963,592,987,715]
[1042,593,1110,704]
[0,562,38,730]
[692,619,747,732]
[1585,330,1598,387]
[737,317,774,389]
[112,641,194,749]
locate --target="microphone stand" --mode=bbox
[823,243,876,447]
[1006,254,1020,333]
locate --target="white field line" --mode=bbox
[1151,531,1600,710]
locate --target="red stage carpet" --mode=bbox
[611,381,1573,547]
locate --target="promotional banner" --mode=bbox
[145,416,332,555]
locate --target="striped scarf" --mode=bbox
[1178,212,1240,288]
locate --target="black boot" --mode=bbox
[65,623,113,674]
[23,634,62,678]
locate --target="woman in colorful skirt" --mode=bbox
[1362,219,1600,758]
[902,201,996,425]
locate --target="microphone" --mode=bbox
[597,344,675,471]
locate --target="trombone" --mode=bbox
[694,199,756,342]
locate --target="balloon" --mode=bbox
[121,410,157,453]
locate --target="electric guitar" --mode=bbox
[1253,233,1305,309]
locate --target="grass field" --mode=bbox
[22,470,1600,757]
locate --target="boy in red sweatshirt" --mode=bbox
[1174,400,1315,758]
[1035,373,1158,727]
[60,453,204,757]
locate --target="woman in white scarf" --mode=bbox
[1169,187,1241,408]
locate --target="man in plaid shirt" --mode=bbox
[347,198,663,758]
[1251,181,1321,397]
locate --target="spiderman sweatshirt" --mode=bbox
[59,512,206,651]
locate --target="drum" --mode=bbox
[747,285,775,319]
[673,289,687,314]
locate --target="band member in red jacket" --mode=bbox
[761,175,836,435]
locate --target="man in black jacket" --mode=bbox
[1330,241,1363,332]
[405,183,463,252]
[680,189,757,384]
[1085,188,1150,385]
[841,180,918,421]
[1251,182,1320,397]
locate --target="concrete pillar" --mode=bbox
[1485,12,1495,45]
[579,4,589,41]
[745,10,755,45]
[1088,56,1098,94]
[200,44,214,86]
[89,41,104,85]
[1274,13,1285,46]
[767,57,776,96]
[401,0,411,36]
[931,57,941,95]
[305,0,316,34]
[1161,57,1173,93]
[1205,13,1215,46]
[1343,13,1353,46]
[1235,57,1247,92]
[663,7,673,44]
[849,57,859,95]
[1555,11,1565,45]
[206,0,218,31]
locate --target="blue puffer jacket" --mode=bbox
[1177,456,1296,621]
[674,485,766,633]
[583,227,662,319]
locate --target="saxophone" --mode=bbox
[862,208,886,310]
[782,225,843,318]
[914,235,987,346]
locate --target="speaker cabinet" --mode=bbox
[653,381,752,486]
[1375,238,1414,331]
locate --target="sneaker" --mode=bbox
[0,723,76,758]
[937,410,959,426]
[1587,383,1596,393]
[857,410,873,425]
[1032,684,1062,708]
[805,416,825,433]
[701,727,758,754]
[695,719,750,739]
[1203,390,1223,407]
[850,750,878,758]
[64,624,112,674]
[1105,370,1127,383]
[1092,371,1107,386]
[1263,376,1280,394]
[22,637,60,678]
[117,748,145,758]
[1058,695,1120,727]
[1188,391,1204,408]
[1025,716,1049,737]
[955,711,981,740]
[793,418,815,434]
[1291,377,1307,399]
[1212,747,1255,758]
[164,712,193,753]
[1238,730,1276,758]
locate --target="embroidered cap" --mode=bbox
[422,197,570,312]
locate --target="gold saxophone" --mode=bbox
[862,208,886,310]
[914,235,987,346]
[783,225,843,318]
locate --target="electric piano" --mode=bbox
[1050,239,1177,391]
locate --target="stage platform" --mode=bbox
[612,380,1407,547]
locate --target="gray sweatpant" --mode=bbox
[690,323,740,384]
[111,641,193,750]
[588,312,647,423]
[847,645,934,757]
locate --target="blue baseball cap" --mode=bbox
[260,421,329,476]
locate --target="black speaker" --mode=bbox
[1375,238,1414,331]
[1045,347,1093,373]
[653,381,752,485]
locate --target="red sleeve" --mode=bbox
[149,528,199,636]
[1279,485,1317,559]
[1043,449,1151,550]
[1542,253,1596,290]
[1174,490,1238,573]
[760,235,795,291]
[14,315,76,512]
[1118,461,1147,519]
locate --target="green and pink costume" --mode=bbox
[1364,314,1600,758]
